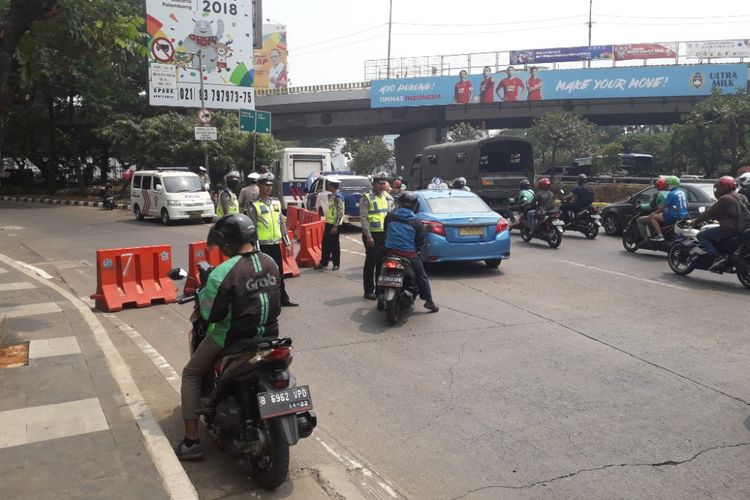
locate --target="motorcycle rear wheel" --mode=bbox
[668,244,695,276]
[386,296,401,326]
[251,423,290,490]
[622,226,638,253]
[520,226,533,242]
[736,244,750,290]
[585,222,599,239]
[547,230,562,248]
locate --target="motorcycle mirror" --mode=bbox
[698,206,706,214]
[168,268,188,280]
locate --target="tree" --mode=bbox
[341,136,393,175]
[446,122,484,143]
[526,111,602,172]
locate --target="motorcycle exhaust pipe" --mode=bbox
[296,411,317,439]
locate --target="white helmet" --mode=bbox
[247,172,260,182]
[325,175,341,185]
[738,172,750,188]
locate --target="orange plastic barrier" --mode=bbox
[286,205,299,233]
[281,230,300,278]
[90,245,177,312]
[295,220,324,267]
[184,242,230,296]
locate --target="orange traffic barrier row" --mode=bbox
[184,242,230,296]
[286,205,299,233]
[295,220,324,267]
[90,245,177,312]
[281,230,301,278]
[295,208,323,240]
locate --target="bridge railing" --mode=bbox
[256,82,371,97]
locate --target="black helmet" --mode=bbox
[397,191,419,212]
[519,179,530,190]
[577,173,588,185]
[207,214,257,256]
[452,177,467,189]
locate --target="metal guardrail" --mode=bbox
[256,82,371,97]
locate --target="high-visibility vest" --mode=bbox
[253,198,283,243]
[216,189,239,217]
[364,192,388,233]
[325,193,344,225]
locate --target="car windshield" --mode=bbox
[696,184,717,202]
[164,175,205,193]
[339,178,371,192]
[424,195,491,214]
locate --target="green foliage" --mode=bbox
[527,111,602,172]
[446,122,484,143]
[341,136,393,175]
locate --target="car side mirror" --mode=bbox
[698,206,706,214]
[168,268,188,280]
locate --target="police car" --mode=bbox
[414,185,510,268]
[306,174,371,224]
[130,168,214,225]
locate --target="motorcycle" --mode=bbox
[621,202,681,254]
[99,187,116,210]
[169,264,317,489]
[519,208,565,248]
[667,220,750,289]
[376,253,418,326]
[560,195,601,239]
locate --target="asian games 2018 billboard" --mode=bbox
[370,64,747,108]
[254,24,288,90]
[146,0,255,110]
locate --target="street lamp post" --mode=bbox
[387,0,393,79]
[587,0,593,68]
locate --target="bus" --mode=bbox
[406,136,534,211]
[269,148,332,209]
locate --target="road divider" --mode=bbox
[281,231,301,278]
[286,205,299,233]
[184,242,229,296]
[296,220,324,267]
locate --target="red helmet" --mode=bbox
[392,179,402,188]
[655,178,667,190]
[537,177,551,189]
[714,175,737,197]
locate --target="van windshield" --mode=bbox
[164,176,205,193]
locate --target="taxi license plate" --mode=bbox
[257,385,313,419]
[377,274,403,287]
[459,226,484,236]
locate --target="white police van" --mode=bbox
[130,168,215,225]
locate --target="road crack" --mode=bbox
[448,441,750,499]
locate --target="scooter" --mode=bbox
[560,196,601,239]
[376,253,418,326]
[667,219,750,289]
[99,187,116,210]
[621,202,681,254]
[169,264,317,489]
[519,208,565,248]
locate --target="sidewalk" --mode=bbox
[0,195,128,210]
[0,257,192,499]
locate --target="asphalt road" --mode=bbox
[2,201,749,500]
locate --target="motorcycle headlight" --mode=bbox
[167,200,182,207]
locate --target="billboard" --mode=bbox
[613,43,677,61]
[254,23,288,89]
[146,0,255,110]
[686,39,750,59]
[370,64,747,108]
[510,45,613,65]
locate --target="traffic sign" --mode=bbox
[239,109,272,134]
[198,108,213,125]
[194,126,217,141]
[151,37,174,63]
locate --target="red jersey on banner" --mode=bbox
[479,77,494,103]
[527,77,543,100]
[498,77,525,101]
[454,80,472,104]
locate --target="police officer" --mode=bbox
[238,172,260,215]
[360,172,394,300]
[198,166,210,191]
[217,171,240,217]
[315,176,345,271]
[248,173,299,307]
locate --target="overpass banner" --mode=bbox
[510,45,613,65]
[370,63,747,108]
[686,39,750,59]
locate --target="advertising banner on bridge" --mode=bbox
[146,0,255,110]
[613,43,677,61]
[686,39,750,59]
[370,63,747,108]
[510,45,614,65]
[254,23,288,90]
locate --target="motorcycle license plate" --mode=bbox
[552,219,565,226]
[459,226,484,236]
[591,215,601,219]
[257,385,313,419]
[377,274,403,287]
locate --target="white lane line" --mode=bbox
[104,314,182,394]
[0,252,198,500]
[18,262,54,280]
[344,235,363,245]
[29,336,81,360]
[563,260,687,290]
[0,398,108,449]
[0,226,25,231]
[0,282,36,292]
[0,302,61,318]
[342,248,366,257]
[0,267,7,274]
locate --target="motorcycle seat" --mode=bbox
[221,336,290,357]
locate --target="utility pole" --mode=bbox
[587,0,593,68]
[198,50,209,173]
[387,0,393,79]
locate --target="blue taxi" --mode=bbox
[413,189,510,268]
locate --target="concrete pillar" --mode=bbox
[394,127,446,179]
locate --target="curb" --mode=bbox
[0,195,129,210]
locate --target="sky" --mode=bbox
[264,0,750,87]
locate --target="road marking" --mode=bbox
[0,252,198,500]
[563,261,687,290]
[0,282,36,292]
[342,248,366,257]
[18,262,54,280]
[0,267,7,274]
[103,314,182,394]
[0,226,24,231]
[0,398,109,449]
[344,235,363,245]
[29,336,81,360]
[0,302,61,318]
